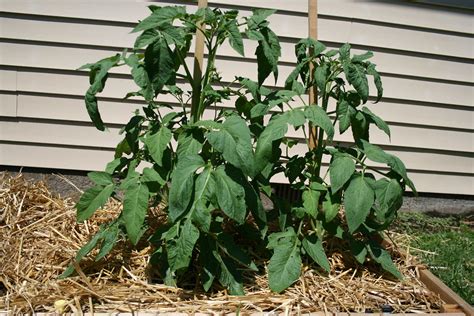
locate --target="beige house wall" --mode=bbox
[0,0,473,194]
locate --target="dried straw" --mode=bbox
[0,173,444,314]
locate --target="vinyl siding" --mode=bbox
[0,0,473,194]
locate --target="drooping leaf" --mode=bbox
[88,171,113,186]
[254,114,288,174]
[368,241,403,279]
[145,126,173,166]
[362,107,390,139]
[374,178,403,221]
[267,229,301,293]
[145,38,175,93]
[216,253,245,295]
[344,175,374,233]
[367,63,383,103]
[304,106,334,140]
[176,133,203,157]
[212,166,247,224]
[337,98,356,134]
[329,156,356,193]
[228,21,244,56]
[302,235,330,272]
[76,184,115,222]
[345,63,369,103]
[168,155,205,222]
[81,54,121,131]
[206,115,255,177]
[123,181,149,245]
[167,220,200,272]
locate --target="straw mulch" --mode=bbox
[0,173,444,314]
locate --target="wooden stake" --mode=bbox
[308,0,318,149]
[191,0,208,119]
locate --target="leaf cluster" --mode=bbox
[65,5,416,294]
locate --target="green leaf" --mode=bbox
[142,167,166,188]
[304,106,334,139]
[352,51,373,63]
[283,109,306,128]
[134,29,160,49]
[123,181,149,245]
[329,156,356,193]
[339,43,351,61]
[212,166,247,224]
[368,241,403,279]
[132,6,186,33]
[254,114,288,173]
[374,179,403,221]
[362,107,390,139]
[346,63,369,103]
[367,63,383,103]
[105,157,127,174]
[145,38,175,93]
[359,140,415,192]
[199,237,219,292]
[206,115,255,177]
[96,222,120,261]
[344,176,374,233]
[88,171,113,186]
[217,254,245,295]
[167,220,200,272]
[349,239,368,264]
[323,190,341,222]
[76,184,114,222]
[337,98,356,134]
[82,54,121,131]
[145,126,172,166]
[253,27,281,85]
[228,21,244,56]
[302,235,330,272]
[59,227,106,278]
[268,230,301,293]
[192,198,212,232]
[315,63,329,92]
[302,188,320,218]
[218,233,258,271]
[176,133,203,157]
[168,155,205,222]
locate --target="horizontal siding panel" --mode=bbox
[12,64,473,110]
[13,93,474,132]
[3,142,471,194]
[2,41,473,84]
[2,0,471,35]
[0,68,17,91]
[0,120,122,148]
[0,93,17,117]
[0,142,114,172]
[2,12,473,59]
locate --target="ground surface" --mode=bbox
[393,212,474,305]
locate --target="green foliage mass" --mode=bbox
[62,5,416,294]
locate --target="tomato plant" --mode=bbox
[62,5,416,294]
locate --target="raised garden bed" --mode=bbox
[1,174,472,315]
